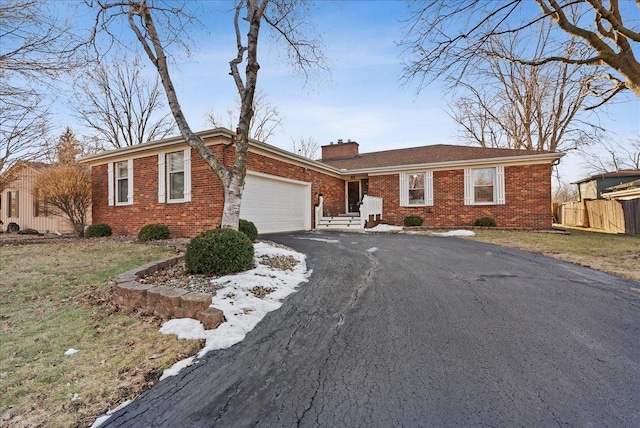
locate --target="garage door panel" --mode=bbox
[240,173,310,234]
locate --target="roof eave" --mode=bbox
[335,152,564,175]
[602,188,640,200]
[78,128,236,164]
[78,127,344,176]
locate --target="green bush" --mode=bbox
[85,223,113,238]
[403,215,424,227]
[238,219,258,242]
[474,217,497,227]
[185,229,254,276]
[138,223,171,242]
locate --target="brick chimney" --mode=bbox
[321,139,359,161]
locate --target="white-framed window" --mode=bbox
[158,149,191,203]
[107,159,134,206]
[464,166,505,205]
[399,171,433,207]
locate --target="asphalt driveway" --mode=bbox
[102,231,640,427]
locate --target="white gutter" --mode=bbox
[341,152,564,176]
[79,128,236,163]
[602,188,640,200]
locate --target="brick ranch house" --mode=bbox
[79,128,563,237]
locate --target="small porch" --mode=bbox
[315,194,383,231]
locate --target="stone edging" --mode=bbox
[112,255,224,329]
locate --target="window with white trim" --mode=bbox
[158,149,191,203]
[116,161,129,204]
[399,171,433,206]
[464,166,505,205]
[108,159,134,206]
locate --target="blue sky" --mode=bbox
[56,0,640,183]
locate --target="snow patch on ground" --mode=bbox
[90,400,132,428]
[368,224,403,232]
[93,242,308,428]
[64,348,79,356]
[432,230,476,237]
[159,241,310,379]
[366,247,378,253]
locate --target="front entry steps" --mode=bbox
[316,215,362,230]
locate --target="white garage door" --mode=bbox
[240,172,311,234]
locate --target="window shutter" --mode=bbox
[158,154,165,203]
[425,171,433,206]
[464,168,473,205]
[127,159,134,204]
[399,173,408,207]
[183,149,192,202]
[496,165,505,205]
[107,163,114,206]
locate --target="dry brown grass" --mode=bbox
[463,229,640,282]
[0,240,203,428]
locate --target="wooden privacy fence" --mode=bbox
[584,200,625,233]
[558,201,585,227]
[619,198,640,235]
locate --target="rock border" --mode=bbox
[112,254,224,329]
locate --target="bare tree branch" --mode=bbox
[71,55,175,149]
[0,0,81,185]
[290,136,319,159]
[401,0,640,103]
[205,89,283,142]
[449,23,603,153]
[579,135,640,172]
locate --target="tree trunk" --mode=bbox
[221,173,243,230]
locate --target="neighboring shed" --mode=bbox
[573,170,640,201]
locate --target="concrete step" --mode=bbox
[316,216,362,230]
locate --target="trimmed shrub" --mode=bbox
[185,229,254,276]
[85,223,112,238]
[474,217,497,227]
[239,219,258,242]
[138,223,171,242]
[403,215,424,227]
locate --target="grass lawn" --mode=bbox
[465,229,640,282]
[0,241,203,428]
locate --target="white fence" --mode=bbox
[359,195,383,228]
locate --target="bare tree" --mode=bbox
[401,1,640,105]
[553,181,579,203]
[291,136,319,159]
[0,0,77,187]
[0,101,49,190]
[72,56,175,149]
[205,89,282,142]
[34,165,92,237]
[579,136,640,173]
[90,0,323,229]
[450,25,601,153]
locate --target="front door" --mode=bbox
[347,181,360,214]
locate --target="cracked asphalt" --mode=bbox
[102,231,640,427]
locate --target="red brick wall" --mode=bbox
[321,142,359,160]
[91,147,345,237]
[368,164,553,229]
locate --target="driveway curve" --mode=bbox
[102,231,640,427]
